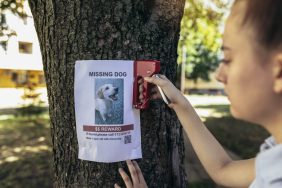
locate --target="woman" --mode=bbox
[115,0,282,187]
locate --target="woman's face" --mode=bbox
[216,2,279,125]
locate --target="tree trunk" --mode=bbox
[28,0,187,187]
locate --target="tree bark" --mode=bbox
[28,0,187,187]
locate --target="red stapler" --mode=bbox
[133,60,160,109]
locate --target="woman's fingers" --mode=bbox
[144,74,168,86]
[126,160,140,185]
[118,168,133,188]
[138,78,144,84]
[144,76,161,86]
[155,74,168,80]
[132,161,147,184]
[117,160,148,188]
[138,74,168,100]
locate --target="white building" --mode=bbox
[0,1,44,88]
[0,2,47,108]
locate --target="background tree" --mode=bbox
[0,0,26,48]
[0,0,229,84]
[178,0,229,83]
[28,0,187,187]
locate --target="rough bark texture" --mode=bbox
[28,0,187,187]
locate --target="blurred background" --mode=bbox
[0,0,269,187]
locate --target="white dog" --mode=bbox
[95,84,119,121]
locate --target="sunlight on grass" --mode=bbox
[2,156,20,163]
[186,95,230,106]
[194,108,229,120]
[0,144,51,164]
[12,145,51,153]
[0,115,15,120]
[194,108,214,120]
[186,95,230,119]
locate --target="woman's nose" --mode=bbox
[215,63,227,84]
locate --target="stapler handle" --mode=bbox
[133,60,160,109]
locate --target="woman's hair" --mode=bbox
[235,0,282,50]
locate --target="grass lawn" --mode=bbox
[0,111,53,188]
[0,101,270,188]
[196,104,270,159]
[187,104,269,188]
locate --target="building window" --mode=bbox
[0,41,7,53]
[19,42,33,54]
[11,72,28,85]
[0,13,7,26]
[18,73,28,84]
[11,72,18,82]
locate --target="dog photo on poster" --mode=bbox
[95,78,124,125]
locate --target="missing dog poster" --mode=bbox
[74,60,142,163]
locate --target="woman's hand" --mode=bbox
[115,160,148,188]
[144,74,186,109]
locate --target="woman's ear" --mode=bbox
[273,54,282,94]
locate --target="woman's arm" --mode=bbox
[145,75,255,187]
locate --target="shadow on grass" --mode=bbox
[0,113,53,188]
[0,151,53,188]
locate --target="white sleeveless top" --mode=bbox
[249,136,282,188]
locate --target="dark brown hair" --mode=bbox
[236,0,282,50]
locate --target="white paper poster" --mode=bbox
[74,60,142,163]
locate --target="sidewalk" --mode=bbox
[186,94,230,106]
[0,88,48,109]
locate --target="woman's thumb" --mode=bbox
[144,77,153,83]
[144,76,162,86]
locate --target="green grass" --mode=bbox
[0,103,270,188]
[0,111,53,188]
[187,104,269,188]
[205,116,269,159]
[195,104,270,159]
